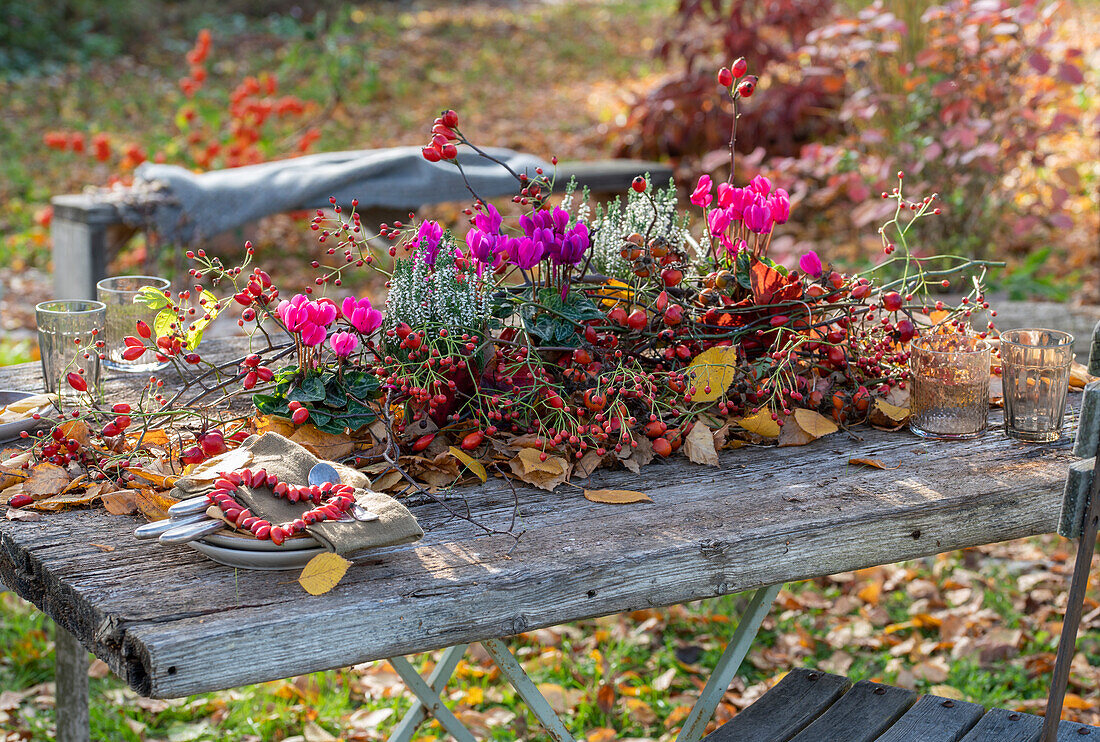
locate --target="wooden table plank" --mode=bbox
[0,342,1080,697]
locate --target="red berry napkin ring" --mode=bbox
[205,467,355,546]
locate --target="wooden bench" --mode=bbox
[49,156,673,299]
[703,668,1100,741]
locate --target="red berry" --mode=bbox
[291,407,310,425]
[882,291,903,312]
[440,143,458,160]
[200,432,227,457]
[896,318,917,343]
[731,57,747,78]
[9,494,33,508]
[136,320,152,339]
[441,109,459,128]
[180,446,205,465]
[460,431,485,451]
[626,309,648,331]
[653,438,673,457]
[113,403,131,414]
[717,67,733,87]
[736,76,756,97]
[122,346,145,361]
[66,372,88,392]
[631,176,647,193]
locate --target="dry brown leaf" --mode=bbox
[1070,361,1097,390]
[574,449,606,478]
[136,489,179,521]
[621,696,657,725]
[1062,693,1096,710]
[684,422,719,467]
[32,483,111,512]
[596,684,616,716]
[90,544,116,553]
[621,435,654,474]
[126,468,180,490]
[684,345,739,402]
[448,446,488,483]
[298,552,352,596]
[584,489,652,504]
[371,469,405,492]
[253,414,296,438]
[183,448,253,481]
[870,398,910,431]
[101,490,139,515]
[587,728,617,742]
[58,419,89,446]
[736,409,781,438]
[0,448,32,491]
[794,408,839,437]
[778,417,814,447]
[509,450,571,491]
[22,462,71,499]
[6,507,41,522]
[289,425,354,460]
[849,458,899,470]
[0,483,25,506]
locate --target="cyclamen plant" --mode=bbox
[15,60,1000,504]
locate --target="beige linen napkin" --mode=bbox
[171,432,422,554]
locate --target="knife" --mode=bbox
[133,512,209,539]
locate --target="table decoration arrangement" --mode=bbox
[2,60,1096,578]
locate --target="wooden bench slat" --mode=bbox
[1057,719,1100,740]
[786,679,917,742]
[874,694,986,742]
[702,668,852,742]
[958,707,1043,742]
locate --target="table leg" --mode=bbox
[389,655,478,742]
[54,622,90,742]
[481,638,576,742]
[675,583,782,742]
[387,644,468,742]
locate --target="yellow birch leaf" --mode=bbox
[584,489,652,504]
[736,409,781,437]
[23,462,71,499]
[448,446,488,482]
[298,552,352,596]
[684,345,739,403]
[1070,362,1097,390]
[873,399,910,422]
[793,408,839,438]
[683,422,719,467]
[516,447,565,475]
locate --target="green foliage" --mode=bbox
[253,366,379,435]
[521,288,604,347]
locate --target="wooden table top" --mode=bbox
[0,340,1079,698]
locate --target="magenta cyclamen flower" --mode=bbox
[329,331,359,357]
[277,294,335,346]
[691,175,713,207]
[749,174,772,196]
[707,208,732,238]
[507,236,543,270]
[416,220,443,267]
[767,188,791,225]
[473,203,503,235]
[556,222,590,266]
[742,202,773,234]
[341,296,383,335]
[466,228,499,267]
[799,250,823,279]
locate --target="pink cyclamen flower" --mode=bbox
[416,220,444,267]
[707,207,731,238]
[691,175,713,207]
[329,331,359,357]
[473,203,503,235]
[299,322,327,347]
[341,296,383,335]
[742,202,773,234]
[799,250,823,279]
[767,188,791,225]
[507,236,543,270]
[716,182,737,209]
[748,174,772,196]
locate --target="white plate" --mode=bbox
[0,390,49,441]
[201,530,321,552]
[187,539,326,570]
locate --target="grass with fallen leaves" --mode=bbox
[2,536,1098,741]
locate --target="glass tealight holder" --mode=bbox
[35,300,106,400]
[97,275,171,373]
[909,333,991,439]
[1000,328,1074,443]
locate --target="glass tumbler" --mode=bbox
[909,333,991,439]
[35,300,106,400]
[97,275,171,372]
[1000,328,1074,443]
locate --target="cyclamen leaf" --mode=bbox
[298,552,352,596]
[288,375,326,403]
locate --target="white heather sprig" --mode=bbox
[589,176,688,279]
[386,233,488,333]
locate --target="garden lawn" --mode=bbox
[2,535,1099,740]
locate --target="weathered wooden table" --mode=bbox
[0,340,1078,741]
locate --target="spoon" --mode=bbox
[134,511,208,539]
[308,462,379,522]
[158,517,228,544]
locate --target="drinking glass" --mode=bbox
[909,333,991,439]
[36,300,106,400]
[1000,328,1074,443]
[97,275,171,372]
